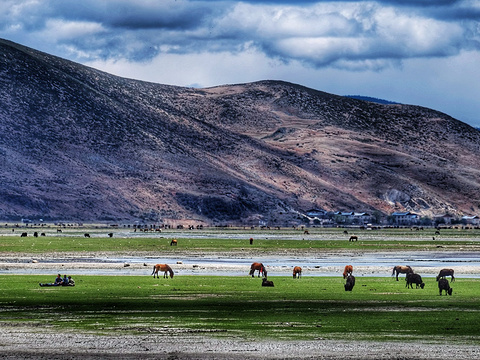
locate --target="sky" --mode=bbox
[1,0,479,128]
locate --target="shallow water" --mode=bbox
[2,251,479,277]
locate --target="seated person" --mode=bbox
[40,274,63,287]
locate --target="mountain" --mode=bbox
[1,38,480,224]
[344,95,400,105]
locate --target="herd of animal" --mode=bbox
[391,265,455,295]
[151,261,456,295]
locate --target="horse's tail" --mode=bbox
[451,270,455,282]
[169,269,174,278]
[391,266,396,276]
[262,266,267,278]
[151,265,156,275]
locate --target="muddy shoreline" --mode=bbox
[1,326,479,360]
[1,249,479,277]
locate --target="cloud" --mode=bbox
[1,0,478,67]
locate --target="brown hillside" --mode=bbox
[1,38,479,224]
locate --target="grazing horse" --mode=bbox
[151,264,174,278]
[436,268,455,282]
[170,239,177,246]
[293,266,302,279]
[84,233,90,238]
[343,265,353,279]
[249,262,267,278]
[349,235,358,242]
[392,265,413,281]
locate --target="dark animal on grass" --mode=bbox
[293,266,302,279]
[343,265,353,279]
[304,230,309,235]
[343,230,348,235]
[33,232,38,237]
[344,275,355,291]
[20,232,27,237]
[249,237,253,244]
[349,235,358,242]
[436,268,455,282]
[262,278,274,287]
[84,233,90,238]
[405,273,425,289]
[170,239,177,246]
[108,233,113,238]
[392,265,413,281]
[151,264,174,278]
[249,262,267,278]
[438,278,453,295]
[40,233,45,236]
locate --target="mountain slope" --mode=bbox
[1,39,480,223]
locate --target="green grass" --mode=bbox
[1,275,479,343]
[1,233,479,253]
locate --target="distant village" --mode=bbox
[14,209,480,230]
[299,209,480,228]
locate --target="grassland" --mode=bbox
[1,275,480,343]
[1,225,480,253]
[1,225,479,345]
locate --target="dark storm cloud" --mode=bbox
[0,0,479,67]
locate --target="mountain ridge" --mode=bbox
[1,38,480,224]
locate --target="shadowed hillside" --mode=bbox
[1,38,480,224]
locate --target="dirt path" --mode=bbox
[0,326,479,359]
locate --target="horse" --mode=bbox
[349,235,358,242]
[170,239,177,246]
[293,266,302,279]
[392,265,413,281]
[436,268,455,282]
[152,264,174,278]
[84,233,90,238]
[249,262,267,278]
[343,265,353,279]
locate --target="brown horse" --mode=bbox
[343,265,353,279]
[293,266,302,279]
[152,264,174,278]
[249,262,267,278]
[392,265,413,281]
[170,239,177,246]
[436,268,455,282]
[349,235,358,242]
